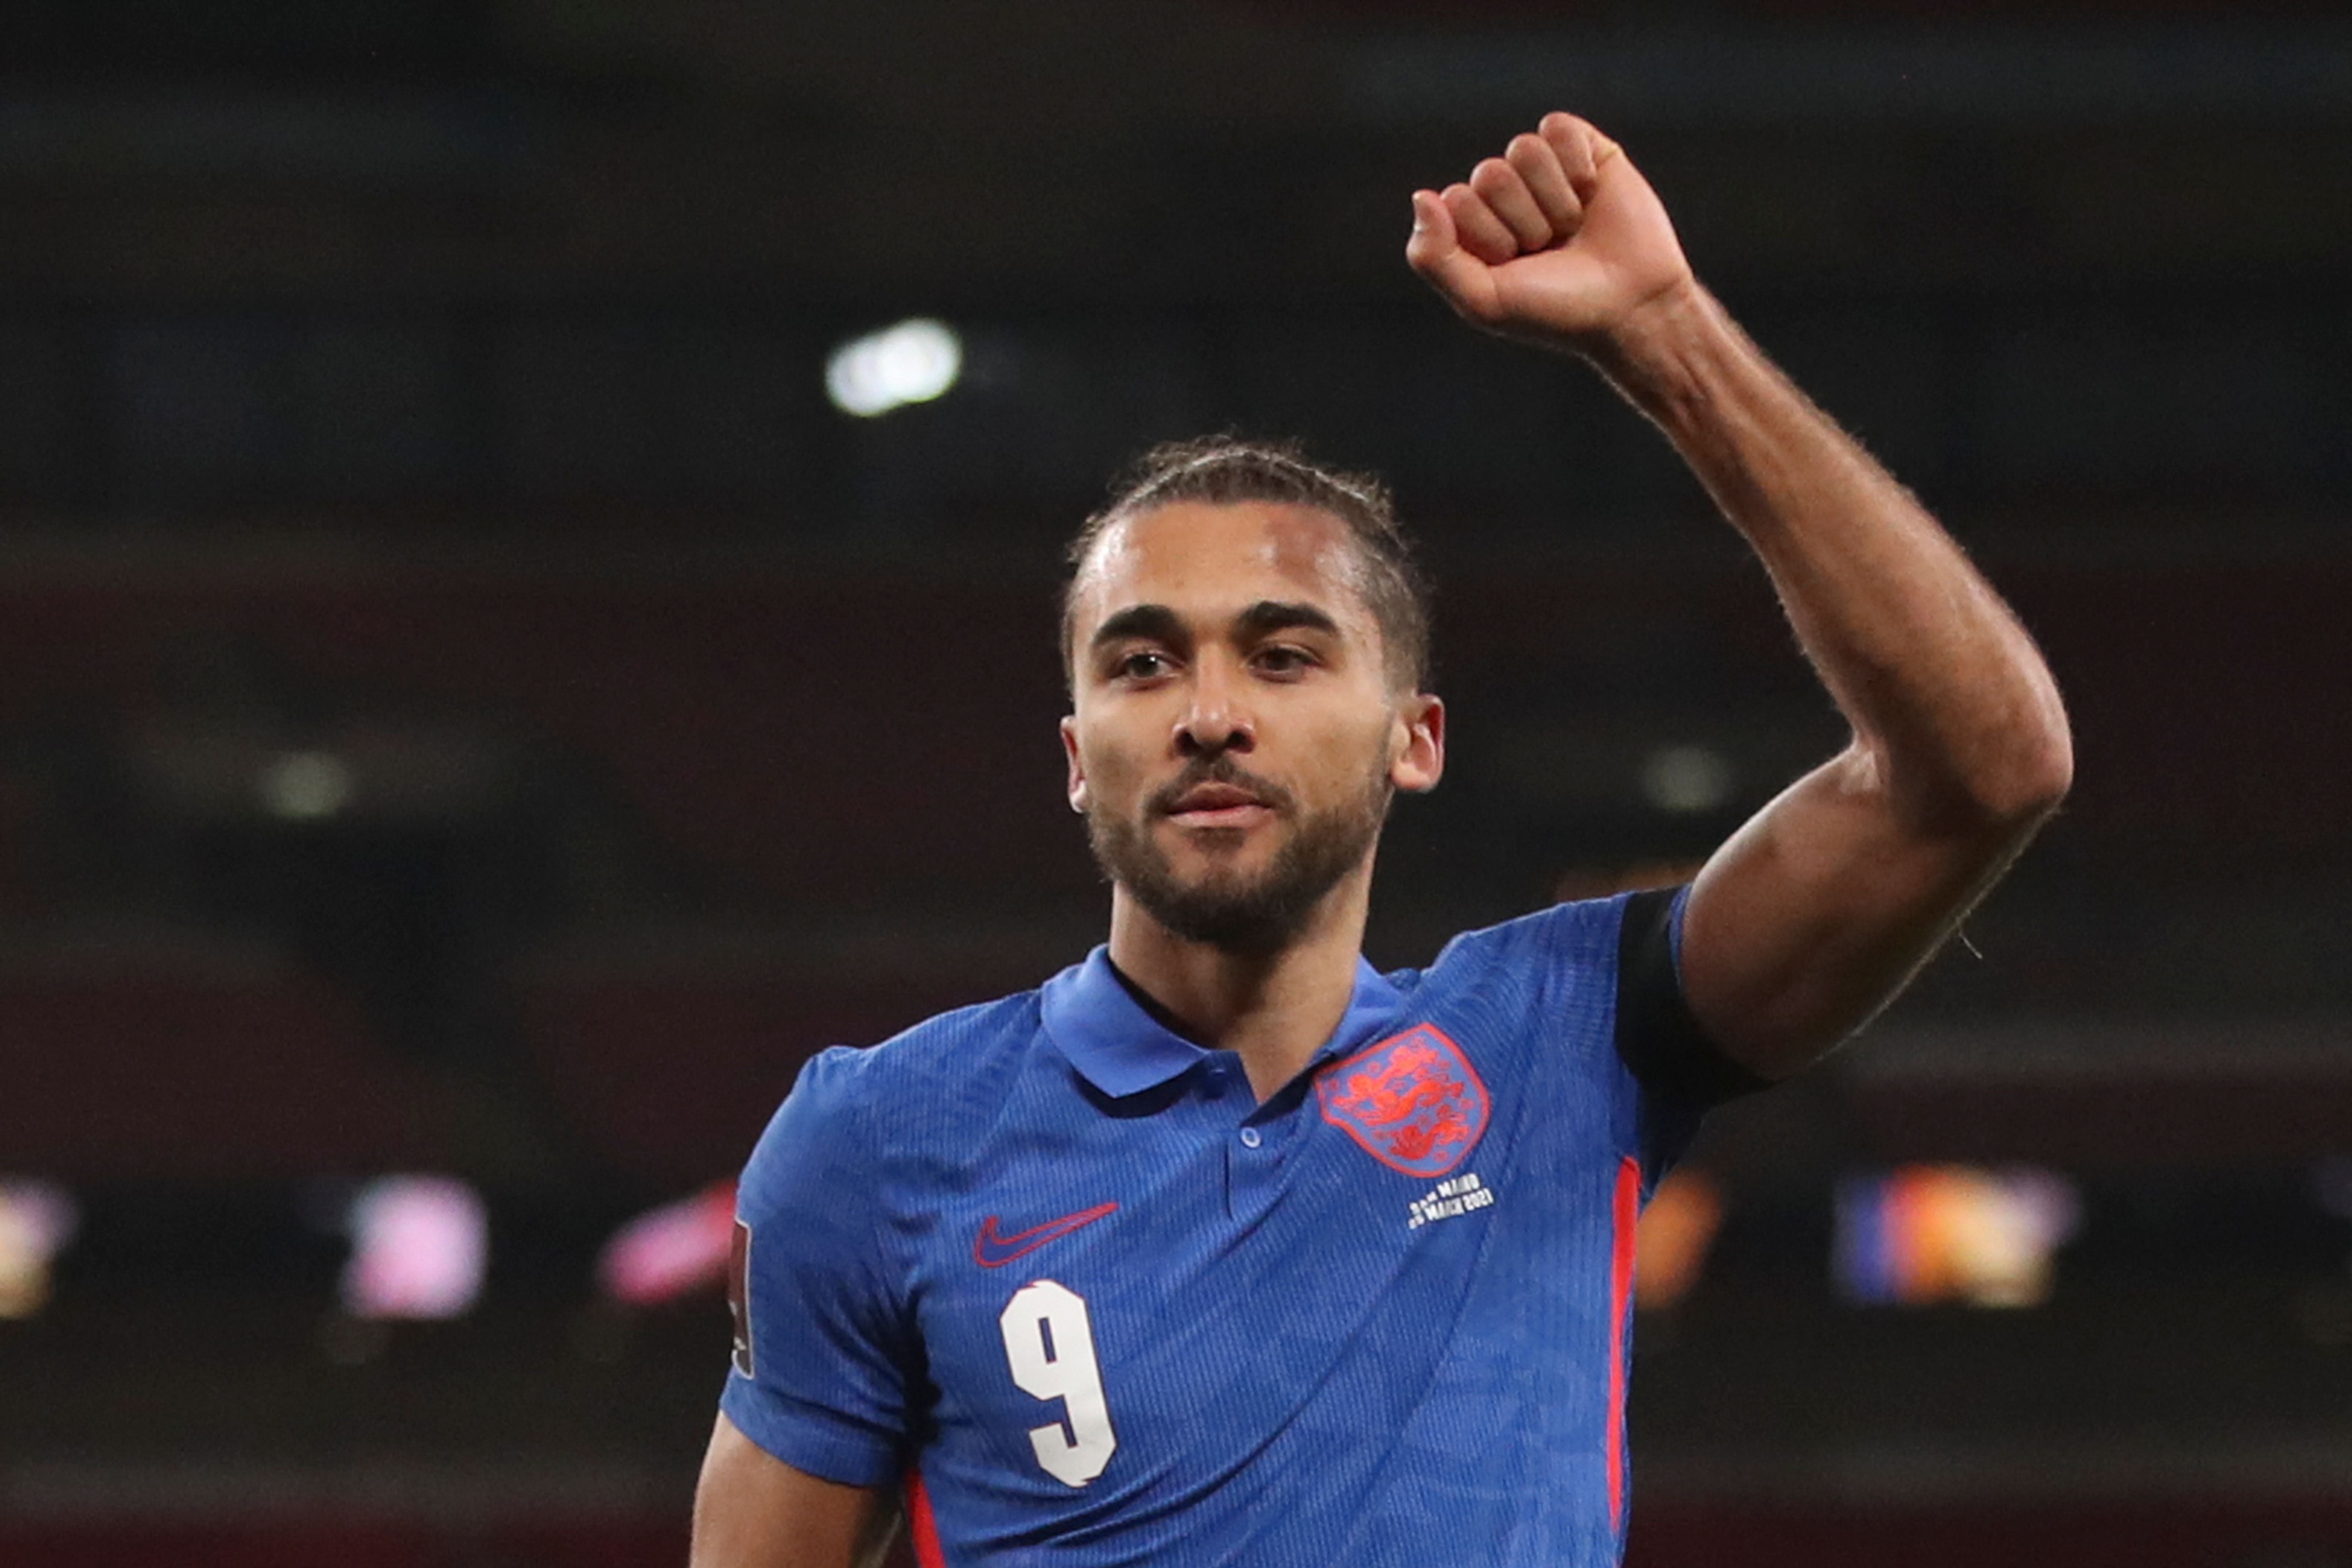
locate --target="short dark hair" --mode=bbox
[1061,436,1434,691]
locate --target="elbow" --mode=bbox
[1883,699,2073,834]
[1965,699,2074,828]
[1996,723,2073,823]
[1954,650,2075,827]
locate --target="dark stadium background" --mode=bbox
[1,0,2349,1564]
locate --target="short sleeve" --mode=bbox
[720,1047,916,1487]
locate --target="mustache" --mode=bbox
[1146,756,1298,818]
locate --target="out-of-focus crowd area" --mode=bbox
[1,0,2349,1564]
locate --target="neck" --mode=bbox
[1105,861,1375,1101]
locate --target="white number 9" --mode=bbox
[996,1279,1117,1487]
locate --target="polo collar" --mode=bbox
[1041,945,1404,1098]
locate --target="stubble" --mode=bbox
[1085,754,1393,955]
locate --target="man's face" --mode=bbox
[1060,501,1444,953]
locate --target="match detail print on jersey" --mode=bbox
[998,1279,1118,1487]
[972,1201,1120,1269]
[1315,1023,1491,1177]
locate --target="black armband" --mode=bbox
[1614,886,1773,1111]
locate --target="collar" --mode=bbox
[1041,945,1404,1098]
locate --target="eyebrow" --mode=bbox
[1089,603,1188,654]
[1088,599,1344,658]
[1233,600,1342,641]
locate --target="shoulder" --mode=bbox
[738,989,1047,1213]
[1375,896,1636,1070]
[831,989,1045,1105]
[1418,894,1633,991]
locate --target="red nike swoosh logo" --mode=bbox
[972,1202,1119,1269]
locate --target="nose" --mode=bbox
[1175,653,1255,758]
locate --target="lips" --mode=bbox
[1169,783,1264,814]
[1155,773,1282,830]
[1147,760,1293,831]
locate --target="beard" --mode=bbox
[1085,753,1393,956]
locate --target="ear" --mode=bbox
[1389,694,1445,794]
[1060,714,1089,813]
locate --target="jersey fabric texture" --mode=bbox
[723,889,1752,1568]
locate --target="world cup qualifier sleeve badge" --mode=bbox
[1316,1024,1491,1178]
[727,1219,755,1378]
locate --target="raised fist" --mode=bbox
[1406,113,1696,352]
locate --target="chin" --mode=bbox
[1162,824,1278,870]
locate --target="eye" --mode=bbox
[1113,650,1172,680]
[1252,644,1317,677]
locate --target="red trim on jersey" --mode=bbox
[906,1467,945,1568]
[1605,1155,1641,1532]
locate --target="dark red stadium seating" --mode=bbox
[9,1495,2352,1568]
[517,940,1050,1185]
[0,552,2339,910]
[1630,1500,2352,1568]
[0,1519,693,1568]
[0,931,432,1181]
[0,568,1089,905]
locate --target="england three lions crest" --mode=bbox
[1317,1025,1490,1177]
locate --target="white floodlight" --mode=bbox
[1639,744,1734,816]
[825,318,963,417]
[261,750,353,821]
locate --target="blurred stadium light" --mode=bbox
[338,1176,487,1323]
[598,1182,737,1308]
[1835,1166,2080,1309]
[0,1181,77,1320]
[825,319,964,418]
[1635,1172,1724,1313]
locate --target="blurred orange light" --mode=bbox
[0,1181,78,1321]
[1635,1170,1723,1311]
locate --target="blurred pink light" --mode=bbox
[0,1180,79,1320]
[599,1182,738,1307]
[340,1176,488,1321]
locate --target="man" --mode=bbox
[691,114,2071,1568]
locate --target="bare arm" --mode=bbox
[1409,115,2071,1080]
[690,1414,901,1568]
[1597,289,2070,1075]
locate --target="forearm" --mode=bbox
[1587,285,2072,829]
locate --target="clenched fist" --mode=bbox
[1406,113,1696,354]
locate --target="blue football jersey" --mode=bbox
[722,891,1725,1568]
